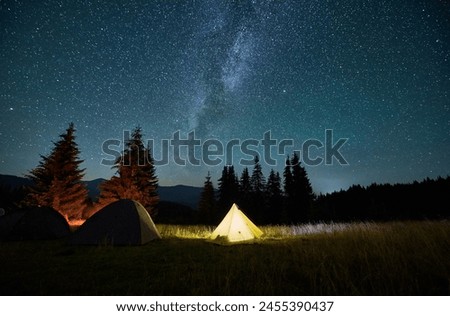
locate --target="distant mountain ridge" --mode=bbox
[0,174,202,209]
[0,174,31,188]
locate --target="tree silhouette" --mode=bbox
[315,176,450,222]
[283,153,314,223]
[97,127,159,217]
[238,167,252,213]
[198,172,216,224]
[291,152,314,222]
[283,155,294,223]
[217,165,238,217]
[26,123,89,220]
[266,169,283,223]
[250,156,266,223]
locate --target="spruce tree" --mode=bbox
[198,172,216,224]
[98,127,159,216]
[288,152,314,222]
[238,167,252,212]
[250,156,266,223]
[250,156,266,194]
[27,123,88,220]
[217,165,238,213]
[283,155,293,199]
[266,169,283,223]
[217,166,228,211]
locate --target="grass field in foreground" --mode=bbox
[0,221,449,295]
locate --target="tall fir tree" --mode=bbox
[266,169,283,224]
[285,152,314,222]
[198,172,216,224]
[250,156,266,193]
[250,156,266,223]
[27,123,89,220]
[238,167,252,212]
[97,127,159,216]
[217,165,238,214]
[283,155,293,198]
[282,155,294,223]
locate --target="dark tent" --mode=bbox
[0,207,70,241]
[69,199,161,245]
[0,211,24,240]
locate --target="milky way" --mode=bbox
[1,0,449,192]
[183,1,260,135]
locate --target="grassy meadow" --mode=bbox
[0,221,449,295]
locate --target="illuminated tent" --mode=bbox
[209,203,263,245]
[0,207,70,241]
[70,199,161,245]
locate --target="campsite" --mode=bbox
[0,123,449,296]
[0,212,449,295]
[1,1,449,300]
[0,124,449,295]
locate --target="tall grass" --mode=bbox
[156,224,214,239]
[0,221,448,295]
[156,222,375,239]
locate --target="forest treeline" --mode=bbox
[197,160,450,224]
[0,123,449,224]
[315,177,450,222]
[197,153,315,224]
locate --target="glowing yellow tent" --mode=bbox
[209,203,263,245]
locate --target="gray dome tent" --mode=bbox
[70,199,161,245]
[0,207,70,241]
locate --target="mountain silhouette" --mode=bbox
[0,174,202,209]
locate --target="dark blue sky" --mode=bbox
[1,0,449,193]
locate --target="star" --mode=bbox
[0,0,448,193]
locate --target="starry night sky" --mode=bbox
[1,0,449,193]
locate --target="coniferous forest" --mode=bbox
[2,0,450,301]
[1,123,448,225]
[1,127,449,298]
[197,159,450,225]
